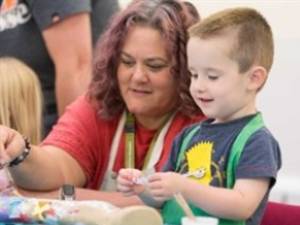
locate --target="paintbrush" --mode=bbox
[174,192,197,221]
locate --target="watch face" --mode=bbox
[61,184,75,200]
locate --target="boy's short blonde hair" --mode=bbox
[189,7,274,73]
[0,57,43,144]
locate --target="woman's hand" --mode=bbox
[0,125,25,167]
[147,172,185,202]
[117,168,144,196]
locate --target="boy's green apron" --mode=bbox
[162,113,264,225]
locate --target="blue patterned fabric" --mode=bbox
[0,196,116,225]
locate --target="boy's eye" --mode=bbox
[206,69,220,80]
[208,75,218,80]
[190,72,198,79]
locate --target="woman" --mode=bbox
[0,0,203,206]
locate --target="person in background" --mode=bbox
[0,0,119,135]
[0,0,204,206]
[0,57,42,145]
[117,7,281,225]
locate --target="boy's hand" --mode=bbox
[147,172,185,201]
[117,168,144,196]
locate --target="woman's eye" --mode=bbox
[121,58,134,67]
[147,64,167,71]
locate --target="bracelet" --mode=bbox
[9,136,31,167]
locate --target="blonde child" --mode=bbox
[117,7,281,225]
[0,57,42,145]
[0,57,43,194]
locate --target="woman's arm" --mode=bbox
[17,186,144,207]
[0,125,85,190]
[9,144,86,190]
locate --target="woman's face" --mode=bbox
[117,26,178,122]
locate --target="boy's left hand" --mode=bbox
[147,172,185,201]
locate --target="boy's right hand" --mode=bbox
[117,168,144,196]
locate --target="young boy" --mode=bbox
[117,7,281,225]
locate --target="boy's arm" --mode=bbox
[182,178,270,220]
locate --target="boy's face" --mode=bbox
[187,35,256,123]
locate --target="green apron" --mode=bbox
[162,113,264,225]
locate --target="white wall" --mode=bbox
[119,0,300,204]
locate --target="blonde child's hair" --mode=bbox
[189,7,274,74]
[0,57,42,144]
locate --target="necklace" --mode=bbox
[100,111,175,191]
[124,113,171,169]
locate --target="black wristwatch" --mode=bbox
[60,184,75,200]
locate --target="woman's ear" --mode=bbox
[247,66,268,91]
